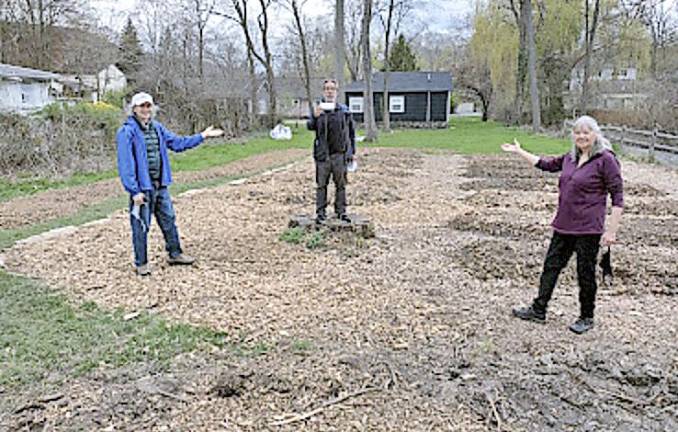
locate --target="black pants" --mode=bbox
[533,232,601,318]
[316,153,347,217]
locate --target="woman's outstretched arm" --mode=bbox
[500,139,539,166]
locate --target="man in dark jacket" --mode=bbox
[116,92,224,276]
[307,79,356,224]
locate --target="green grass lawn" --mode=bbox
[375,116,571,154]
[0,118,570,203]
[0,170,116,202]
[0,270,227,389]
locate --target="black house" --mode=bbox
[343,71,453,128]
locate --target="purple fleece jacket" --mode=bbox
[536,149,624,235]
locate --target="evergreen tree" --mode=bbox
[388,34,418,71]
[118,17,144,82]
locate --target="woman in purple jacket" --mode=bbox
[501,115,624,334]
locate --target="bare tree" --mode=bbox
[362,0,377,141]
[523,0,541,131]
[246,38,258,125]
[378,0,395,132]
[506,0,527,123]
[376,0,414,132]
[335,0,346,99]
[456,46,493,122]
[216,0,278,127]
[0,1,19,63]
[64,23,120,100]
[345,0,363,81]
[579,0,602,114]
[0,0,88,69]
[622,0,677,78]
[184,0,216,80]
[285,0,313,115]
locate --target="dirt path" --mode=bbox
[2,149,677,431]
[0,149,308,230]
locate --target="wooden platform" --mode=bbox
[288,214,375,238]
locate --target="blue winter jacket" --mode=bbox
[116,116,204,196]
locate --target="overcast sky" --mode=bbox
[92,0,474,35]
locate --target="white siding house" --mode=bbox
[565,65,645,111]
[0,63,61,113]
[97,64,127,95]
[61,64,127,102]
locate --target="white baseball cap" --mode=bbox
[131,92,154,107]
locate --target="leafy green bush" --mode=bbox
[101,88,130,110]
[40,101,122,137]
[0,102,124,177]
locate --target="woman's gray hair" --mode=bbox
[570,115,611,160]
[125,102,159,118]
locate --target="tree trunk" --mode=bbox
[362,0,377,141]
[651,31,658,79]
[473,87,491,122]
[345,1,362,83]
[335,0,345,101]
[510,0,527,124]
[226,0,277,128]
[265,65,277,128]
[247,47,257,128]
[481,99,490,121]
[257,0,276,127]
[579,0,600,115]
[382,0,395,132]
[198,25,204,80]
[291,0,312,116]
[523,0,540,131]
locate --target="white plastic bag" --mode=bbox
[270,123,292,140]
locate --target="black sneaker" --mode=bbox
[339,214,351,223]
[315,214,326,225]
[512,305,546,323]
[569,317,594,334]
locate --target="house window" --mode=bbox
[349,96,363,113]
[389,95,405,113]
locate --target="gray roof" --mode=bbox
[344,71,453,93]
[0,63,61,81]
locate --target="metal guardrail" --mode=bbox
[563,120,678,157]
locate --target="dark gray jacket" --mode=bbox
[307,103,356,162]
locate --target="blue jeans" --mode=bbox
[130,185,182,267]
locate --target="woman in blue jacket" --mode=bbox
[116,92,223,276]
